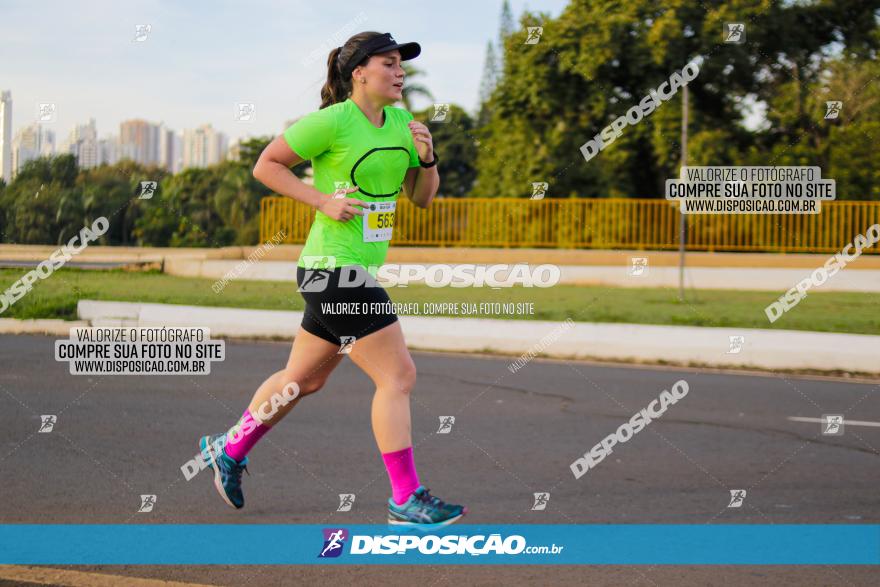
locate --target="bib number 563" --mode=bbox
[374,212,395,229]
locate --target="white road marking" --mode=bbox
[787,416,880,428]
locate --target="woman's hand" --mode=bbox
[408,120,434,162]
[317,186,369,222]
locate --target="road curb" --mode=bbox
[0,318,89,336]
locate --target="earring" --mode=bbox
[360,78,366,83]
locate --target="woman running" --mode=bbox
[198,31,467,527]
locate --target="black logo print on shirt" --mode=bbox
[349,146,410,198]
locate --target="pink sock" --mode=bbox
[223,409,271,463]
[382,446,421,506]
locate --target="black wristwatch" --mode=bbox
[419,153,438,168]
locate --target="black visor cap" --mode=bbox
[341,33,421,78]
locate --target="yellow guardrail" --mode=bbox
[260,197,880,253]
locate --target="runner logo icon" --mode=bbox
[728,489,746,508]
[299,256,336,292]
[524,26,543,44]
[530,182,548,200]
[431,104,450,122]
[337,493,356,511]
[727,335,745,354]
[724,23,745,43]
[38,415,57,433]
[531,492,549,511]
[338,337,356,355]
[137,181,157,199]
[138,494,157,512]
[824,101,843,120]
[318,528,348,558]
[630,257,648,276]
[822,414,844,435]
[437,416,455,434]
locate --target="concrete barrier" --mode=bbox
[77,300,301,338]
[164,258,299,283]
[73,300,880,374]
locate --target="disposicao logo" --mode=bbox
[318,528,348,558]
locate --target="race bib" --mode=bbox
[362,200,396,243]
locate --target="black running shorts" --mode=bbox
[296,265,398,345]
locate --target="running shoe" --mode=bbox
[199,433,249,509]
[387,486,467,527]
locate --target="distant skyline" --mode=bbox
[1,0,569,144]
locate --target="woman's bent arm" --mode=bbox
[253,136,328,210]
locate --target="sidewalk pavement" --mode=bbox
[164,258,880,292]
[21,300,866,375]
[2,243,880,267]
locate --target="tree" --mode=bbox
[477,40,501,125]
[472,0,880,199]
[413,104,478,198]
[75,161,166,245]
[134,166,233,247]
[1,155,82,244]
[1,154,271,247]
[760,54,880,199]
[237,136,273,172]
[400,63,434,111]
[499,0,515,50]
[214,161,268,244]
[495,0,516,79]
[0,179,5,241]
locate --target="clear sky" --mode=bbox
[1,0,569,143]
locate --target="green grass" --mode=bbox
[1,267,879,335]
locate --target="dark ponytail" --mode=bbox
[320,31,384,109]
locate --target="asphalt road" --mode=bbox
[1,333,877,586]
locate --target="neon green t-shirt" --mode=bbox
[284,98,420,271]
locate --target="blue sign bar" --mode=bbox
[1,525,877,565]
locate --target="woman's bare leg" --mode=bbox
[246,327,345,426]
[345,320,466,521]
[346,321,416,453]
[202,328,344,509]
